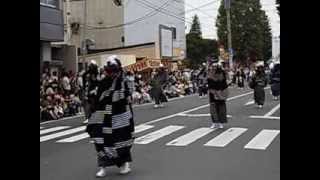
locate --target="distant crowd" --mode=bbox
[40,62,273,122]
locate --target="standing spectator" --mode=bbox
[62,72,71,96]
[207,60,229,129]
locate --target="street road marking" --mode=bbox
[133,94,197,108]
[40,95,197,125]
[134,124,154,133]
[166,127,216,146]
[244,130,280,150]
[144,90,259,125]
[264,104,280,117]
[57,133,89,143]
[40,115,84,125]
[40,127,44,129]
[245,100,255,106]
[40,126,70,135]
[57,124,155,143]
[249,116,280,120]
[134,125,184,144]
[40,126,86,142]
[177,114,232,118]
[204,128,248,147]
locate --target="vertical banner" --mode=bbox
[159,25,173,59]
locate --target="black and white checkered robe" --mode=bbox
[86,72,134,167]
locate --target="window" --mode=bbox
[172,27,177,40]
[40,0,58,8]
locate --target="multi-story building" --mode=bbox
[63,0,186,71]
[40,0,64,74]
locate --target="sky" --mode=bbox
[184,0,280,39]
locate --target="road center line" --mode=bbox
[249,116,280,120]
[144,90,256,125]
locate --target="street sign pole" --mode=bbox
[225,0,233,70]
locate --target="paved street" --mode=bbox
[40,87,280,180]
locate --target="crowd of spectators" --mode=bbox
[40,68,83,121]
[40,66,244,122]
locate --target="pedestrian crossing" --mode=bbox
[40,125,279,150]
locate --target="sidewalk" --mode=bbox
[40,94,197,124]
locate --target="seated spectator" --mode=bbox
[164,83,180,98]
[141,88,152,103]
[132,91,142,104]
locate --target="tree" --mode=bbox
[276,0,280,16]
[186,14,218,68]
[261,11,272,62]
[216,0,273,64]
[189,15,202,38]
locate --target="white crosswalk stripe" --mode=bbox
[56,124,155,143]
[134,124,154,133]
[40,127,44,129]
[57,133,90,143]
[135,125,184,144]
[245,100,255,106]
[204,128,248,147]
[166,127,216,146]
[40,126,86,142]
[40,126,70,135]
[41,125,279,150]
[244,130,280,150]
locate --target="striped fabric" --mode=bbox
[112,111,132,129]
[86,72,134,167]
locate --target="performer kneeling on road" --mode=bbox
[86,55,135,178]
[207,59,229,129]
[249,61,268,108]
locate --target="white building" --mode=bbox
[272,36,280,60]
[56,0,186,72]
[123,0,186,59]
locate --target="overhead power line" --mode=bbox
[135,0,214,31]
[87,0,171,30]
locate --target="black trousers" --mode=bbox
[198,86,207,96]
[210,100,227,123]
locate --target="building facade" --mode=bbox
[67,0,185,55]
[123,0,186,59]
[40,0,64,74]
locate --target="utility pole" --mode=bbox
[80,0,87,70]
[224,0,233,70]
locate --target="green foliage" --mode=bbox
[216,0,273,64]
[186,15,218,68]
[189,15,202,38]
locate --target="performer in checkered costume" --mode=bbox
[86,55,134,178]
